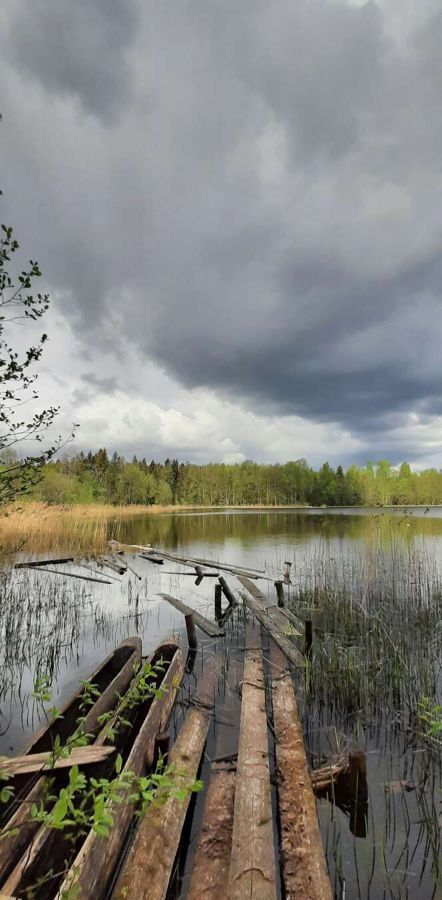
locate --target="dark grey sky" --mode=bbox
[1,0,441,467]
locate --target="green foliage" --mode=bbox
[418,698,442,744]
[0,120,73,505]
[29,452,442,509]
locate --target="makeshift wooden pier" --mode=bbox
[3,546,357,899]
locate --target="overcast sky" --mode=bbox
[1,0,442,468]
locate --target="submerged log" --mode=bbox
[228,644,277,900]
[272,672,333,900]
[159,593,224,637]
[238,576,304,669]
[114,702,212,899]
[187,763,236,900]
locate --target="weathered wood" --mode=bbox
[187,764,236,900]
[159,593,224,637]
[0,637,141,886]
[349,750,368,838]
[305,619,313,657]
[14,566,112,584]
[0,746,115,777]
[98,555,127,575]
[114,703,211,900]
[238,576,304,668]
[185,613,198,650]
[228,646,277,900]
[14,557,74,569]
[139,553,164,564]
[54,643,185,900]
[272,672,333,900]
[274,580,285,607]
[218,576,237,606]
[129,544,267,579]
[214,583,223,620]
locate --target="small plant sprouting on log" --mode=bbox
[0,662,201,861]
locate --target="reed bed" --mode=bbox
[287,530,442,898]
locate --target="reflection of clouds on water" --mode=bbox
[0,509,440,898]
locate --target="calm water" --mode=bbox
[1,507,441,899]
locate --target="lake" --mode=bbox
[1,506,441,899]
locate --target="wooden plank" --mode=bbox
[218,576,238,606]
[14,566,112,584]
[0,746,115,777]
[238,576,304,669]
[272,672,333,900]
[54,643,185,900]
[130,544,267,579]
[159,593,224,637]
[14,557,74,569]
[187,763,236,900]
[114,703,211,900]
[228,646,277,900]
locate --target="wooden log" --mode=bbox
[53,644,185,900]
[13,567,112,584]
[272,672,333,900]
[133,546,266,579]
[238,577,304,669]
[185,613,198,650]
[349,750,368,838]
[14,557,74,569]
[98,555,127,575]
[218,576,237,606]
[159,593,224,637]
[214,583,223,620]
[228,645,277,900]
[0,746,115,778]
[187,763,236,900]
[139,553,164,564]
[274,580,285,607]
[113,703,211,900]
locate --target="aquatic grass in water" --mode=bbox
[288,530,442,898]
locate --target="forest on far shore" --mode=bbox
[10,450,442,508]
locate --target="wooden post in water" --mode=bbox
[274,580,284,607]
[304,620,313,657]
[185,613,198,650]
[214,583,223,620]
[218,576,237,606]
[349,750,368,838]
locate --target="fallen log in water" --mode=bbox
[159,593,225,637]
[187,762,236,900]
[238,576,304,669]
[14,557,74,569]
[114,686,214,899]
[14,566,112,584]
[129,544,267,579]
[272,672,333,900]
[228,640,277,900]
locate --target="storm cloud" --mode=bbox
[1,0,442,464]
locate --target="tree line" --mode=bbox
[20,452,442,507]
